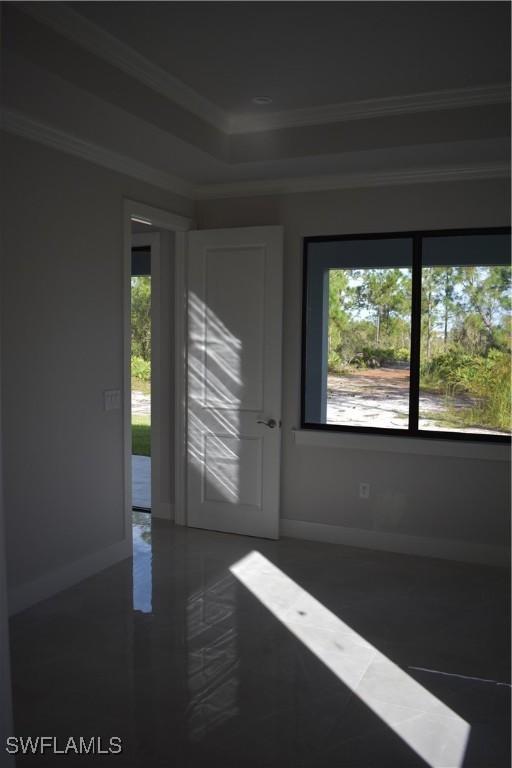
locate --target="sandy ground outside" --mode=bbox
[327,368,504,435]
[134,380,504,436]
[132,390,151,416]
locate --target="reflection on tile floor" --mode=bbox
[132,511,152,614]
[9,515,511,767]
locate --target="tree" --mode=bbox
[131,276,151,360]
[457,266,511,352]
[354,269,411,345]
[327,270,353,367]
[421,268,437,360]
[440,268,458,347]
[421,267,461,358]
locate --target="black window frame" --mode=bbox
[301,226,512,444]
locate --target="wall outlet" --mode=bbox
[104,389,121,411]
[359,482,370,500]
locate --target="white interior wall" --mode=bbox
[0,132,192,611]
[196,178,511,565]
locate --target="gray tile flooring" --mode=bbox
[9,515,510,767]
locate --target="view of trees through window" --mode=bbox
[419,265,511,435]
[327,267,412,429]
[326,255,511,436]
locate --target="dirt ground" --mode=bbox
[327,368,503,434]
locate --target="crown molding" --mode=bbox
[194,163,510,199]
[2,108,508,202]
[0,108,195,199]
[17,2,230,133]
[228,84,511,134]
[15,3,511,139]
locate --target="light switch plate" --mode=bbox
[104,389,121,411]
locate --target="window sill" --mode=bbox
[292,428,511,461]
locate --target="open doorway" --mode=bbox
[131,240,152,511]
[123,201,192,548]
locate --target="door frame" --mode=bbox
[123,200,193,539]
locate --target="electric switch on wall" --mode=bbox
[104,389,121,411]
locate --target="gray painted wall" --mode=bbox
[0,132,192,594]
[0,216,13,759]
[0,6,15,752]
[196,179,511,558]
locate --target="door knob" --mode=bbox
[257,418,277,429]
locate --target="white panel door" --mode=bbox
[187,226,283,539]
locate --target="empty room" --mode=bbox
[0,2,510,767]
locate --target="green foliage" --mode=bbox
[327,268,412,372]
[420,349,474,391]
[395,347,410,362]
[327,351,344,374]
[131,276,151,360]
[421,348,511,431]
[132,415,150,457]
[354,269,411,345]
[458,265,511,351]
[328,318,377,371]
[422,266,511,359]
[366,346,408,364]
[353,346,410,368]
[131,355,151,381]
[326,261,510,431]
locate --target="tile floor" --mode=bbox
[9,515,511,767]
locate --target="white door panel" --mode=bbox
[187,226,283,539]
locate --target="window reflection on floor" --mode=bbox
[132,511,152,613]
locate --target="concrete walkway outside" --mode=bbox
[132,389,151,508]
[132,455,151,509]
[132,390,151,416]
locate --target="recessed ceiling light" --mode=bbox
[252,96,273,105]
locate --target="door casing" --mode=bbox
[123,200,192,541]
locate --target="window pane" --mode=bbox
[327,268,412,428]
[419,235,511,436]
[304,238,413,429]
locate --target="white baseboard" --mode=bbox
[8,537,132,616]
[280,519,509,567]
[151,502,174,521]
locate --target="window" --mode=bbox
[302,229,511,441]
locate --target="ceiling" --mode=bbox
[74,1,510,114]
[0,1,510,199]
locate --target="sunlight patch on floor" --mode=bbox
[230,550,470,768]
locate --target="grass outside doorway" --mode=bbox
[132,414,150,457]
